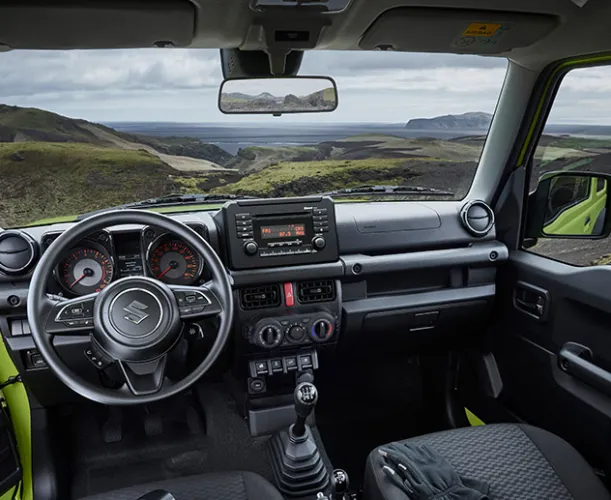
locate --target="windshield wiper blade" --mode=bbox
[123,193,259,207]
[76,193,259,220]
[319,185,455,197]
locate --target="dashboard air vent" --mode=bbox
[297,280,336,304]
[0,230,38,275]
[460,200,494,237]
[240,285,281,310]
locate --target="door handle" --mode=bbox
[559,342,611,397]
[513,281,549,321]
[585,216,591,225]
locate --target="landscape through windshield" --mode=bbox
[0,49,509,228]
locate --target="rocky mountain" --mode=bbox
[405,112,493,130]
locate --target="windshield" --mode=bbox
[0,49,507,228]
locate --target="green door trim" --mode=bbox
[0,336,32,500]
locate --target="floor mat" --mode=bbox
[57,388,274,499]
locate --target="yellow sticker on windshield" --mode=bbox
[462,23,502,37]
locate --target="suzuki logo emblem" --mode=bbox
[123,300,150,325]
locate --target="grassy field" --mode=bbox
[0,142,176,227]
[209,158,416,197]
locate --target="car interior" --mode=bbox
[3,0,611,499]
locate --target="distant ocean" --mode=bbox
[107,122,486,155]
[106,122,611,155]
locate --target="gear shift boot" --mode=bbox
[267,383,330,497]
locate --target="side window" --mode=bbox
[527,66,611,267]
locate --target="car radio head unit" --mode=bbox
[221,197,339,270]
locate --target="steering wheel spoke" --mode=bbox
[170,283,223,320]
[118,356,168,396]
[45,293,97,335]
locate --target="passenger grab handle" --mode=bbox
[558,342,611,397]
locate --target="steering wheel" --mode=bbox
[28,210,234,405]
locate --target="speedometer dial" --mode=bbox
[58,246,114,296]
[148,239,202,285]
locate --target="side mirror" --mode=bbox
[526,171,611,240]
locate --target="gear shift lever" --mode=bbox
[292,382,318,438]
[268,381,330,497]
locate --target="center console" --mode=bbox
[220,197,339,270]
[217,198,342,435]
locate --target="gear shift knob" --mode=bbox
[295,382,318,416]
[292,382,318,437]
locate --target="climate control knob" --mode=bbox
[255,322,283,349]
[311,319,334,343]
[243,241,258,256]
[312,236,326,250]
[287,325,306,342]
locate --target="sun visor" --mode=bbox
[0,1,195,49]
[359,8,559,54]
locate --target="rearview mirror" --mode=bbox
[526,171,611,239]
[218,76,338,115]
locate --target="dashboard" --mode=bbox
[0,196,507,418]
[42,224,210,297]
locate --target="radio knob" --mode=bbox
[311,319,333,342]
[256,323,283,349]
[287,325,306,342]
[243,241,258,256]
[312,236,326,250]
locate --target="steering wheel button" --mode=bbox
[185,295,196,304]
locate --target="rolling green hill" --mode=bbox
[0,142,176,227]
[0,104,233,167]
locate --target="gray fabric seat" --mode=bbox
[81,471,283,500]
[365,423,611,500]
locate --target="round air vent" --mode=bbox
[0,230,38,275]
[460,200,494,237]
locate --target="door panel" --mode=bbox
[466,250,611,469]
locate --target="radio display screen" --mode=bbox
[261,223,306,240]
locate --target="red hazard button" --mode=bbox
[284,282,294,307]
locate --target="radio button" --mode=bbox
[238,231,254,239]
[313,215,328,221]
[235,213,251,221]
[236,220,252,227]
[313,209,328,215]
[312,237,326,250]
[243,241,259,256]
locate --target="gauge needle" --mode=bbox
[69,273,86,289]
[157,266,173,279]
[69,267,94,289]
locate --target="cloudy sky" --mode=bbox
[0,49,607,124]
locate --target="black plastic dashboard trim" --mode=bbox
[341,241,507,276]
[342,284,495,314]
[230,261,345,286]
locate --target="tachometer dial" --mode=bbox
[148,239,202,285]
[58,246,114,296]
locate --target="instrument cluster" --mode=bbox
[46,225,207,297]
